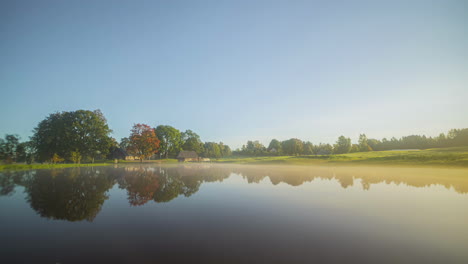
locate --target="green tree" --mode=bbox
[350,144,360,153]
[241,140,266,156]
[119,137,131,152]
[16,141,35,164]
[368,138,382,151]
[447,128,468,147]
[224,145,232,157]
[358,134,372,152]
[72,110,113,162]
[0,134,20,163]
[32,110,113,162]
[51,153,64,164]
[70,151,82,164]
[282,138,303,156]
[203,142,221,159]
[333,136,352,154]
[218,142,231,157]
[312,143,333,155]
[155,125,182,158]
[268,139,282,155]
[435,133,447,148]
[303,141,314,155]
[181,130,204,154]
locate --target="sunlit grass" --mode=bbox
[0,159,180,171]
[116,159,179,164]
[0,163,112,171]
[216,147,468,167]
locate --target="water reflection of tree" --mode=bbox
[117,165,231,204]
[120,167,160,206]
[0,170,35,196]
[0,171,18,196]
[231,165,468,194]
[153,165,230,203]
[2,165,467,223]
[25,168,115,222]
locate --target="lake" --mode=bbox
[0,164,467,263]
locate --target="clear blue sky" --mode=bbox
[1,0,467,149]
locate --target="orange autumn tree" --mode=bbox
[128,123,160,161]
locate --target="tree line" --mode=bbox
[0,109,231,164]
[118,123,231,161]
[0,109,467,163]
[234,129,468,156]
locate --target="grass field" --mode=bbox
[116,159,178,164]
[0,159,179,171]
[215,147,468,167]
[2,148,468,170]
[0,163,113,171]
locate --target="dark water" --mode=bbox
[0,164,467,264]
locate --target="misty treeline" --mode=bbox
[235,129,468,156]
[1,109,468,164]
[0,109,231,164]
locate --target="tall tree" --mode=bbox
[241,140,266,156]
[312,143,333,155]
[218,142,231,157]
[358,134,372,152]
[282,138,303,156]
[447,128,468,147]
[303,141,314,155]
[155,125,182,158]
[333,136,352,154]
[128,124,160,161]
[268,139,282,155]
[0,134,20,163]
[119,137,130,151]
[181,130,204,154]
[32,110,113,162]
[367,138,382,151]
[203,142,221,159]
[71,110,114,162]
[350,144,360,153]
[15,141,35,164]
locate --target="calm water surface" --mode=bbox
[0,164,467,263]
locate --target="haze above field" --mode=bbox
[1,0,467,148]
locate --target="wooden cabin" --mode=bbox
[177,151,199,162]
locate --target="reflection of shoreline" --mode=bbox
[1,165,467,222]
[225,165,468,194]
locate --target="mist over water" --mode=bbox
[1,164,467,263]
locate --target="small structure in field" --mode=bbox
[125,155,138,161]
[177,151,199,162]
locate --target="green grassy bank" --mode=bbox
[0,163,112,171]
[0,159,179,171]
[215,147,468,167]
[2,148,467,170]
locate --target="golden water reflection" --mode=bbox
[0,164,467,222]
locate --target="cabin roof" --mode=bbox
[177,151,198,159]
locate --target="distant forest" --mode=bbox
[236,130,468,157]
[0,109,467,163]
